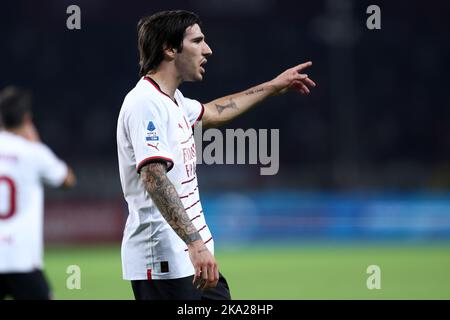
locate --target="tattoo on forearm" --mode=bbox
[140,162,201,244]
[215,98,237,114]
[245,87,264,95]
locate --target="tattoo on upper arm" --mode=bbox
[140,162,201,244]
[245,87,264,95]
[215,98,237,114]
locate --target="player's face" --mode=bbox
[175,24,212,82]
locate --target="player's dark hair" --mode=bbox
[0,86,32,129]
[137,10,202,77]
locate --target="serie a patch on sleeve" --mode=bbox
[146,121,159,141]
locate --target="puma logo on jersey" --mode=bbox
[147,142,160,151]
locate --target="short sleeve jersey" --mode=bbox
[0,131,68,272]
[116,77,214,280]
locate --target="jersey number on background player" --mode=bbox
[0,176,16,220]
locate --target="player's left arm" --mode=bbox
[201,61,316,128]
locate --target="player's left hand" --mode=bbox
[269,61,316,96]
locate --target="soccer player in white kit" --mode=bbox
[117,10,316,300]
[0,87,76,300]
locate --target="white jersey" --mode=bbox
[117,77,213,280]
[0,131,68,272]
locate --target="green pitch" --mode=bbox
[44,244,450,300]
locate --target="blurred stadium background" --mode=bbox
[1,0,450,299]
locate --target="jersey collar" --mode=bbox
[144,76,179,107]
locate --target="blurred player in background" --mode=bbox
[0,87,76,300]
[117,10,316,300]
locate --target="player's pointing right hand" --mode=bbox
[269,60,316,96]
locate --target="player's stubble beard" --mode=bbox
[175,56,204,83]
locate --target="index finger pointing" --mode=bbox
[295,61,312,72]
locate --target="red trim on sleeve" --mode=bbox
[192,103,205,128]
[137,156,174,173]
